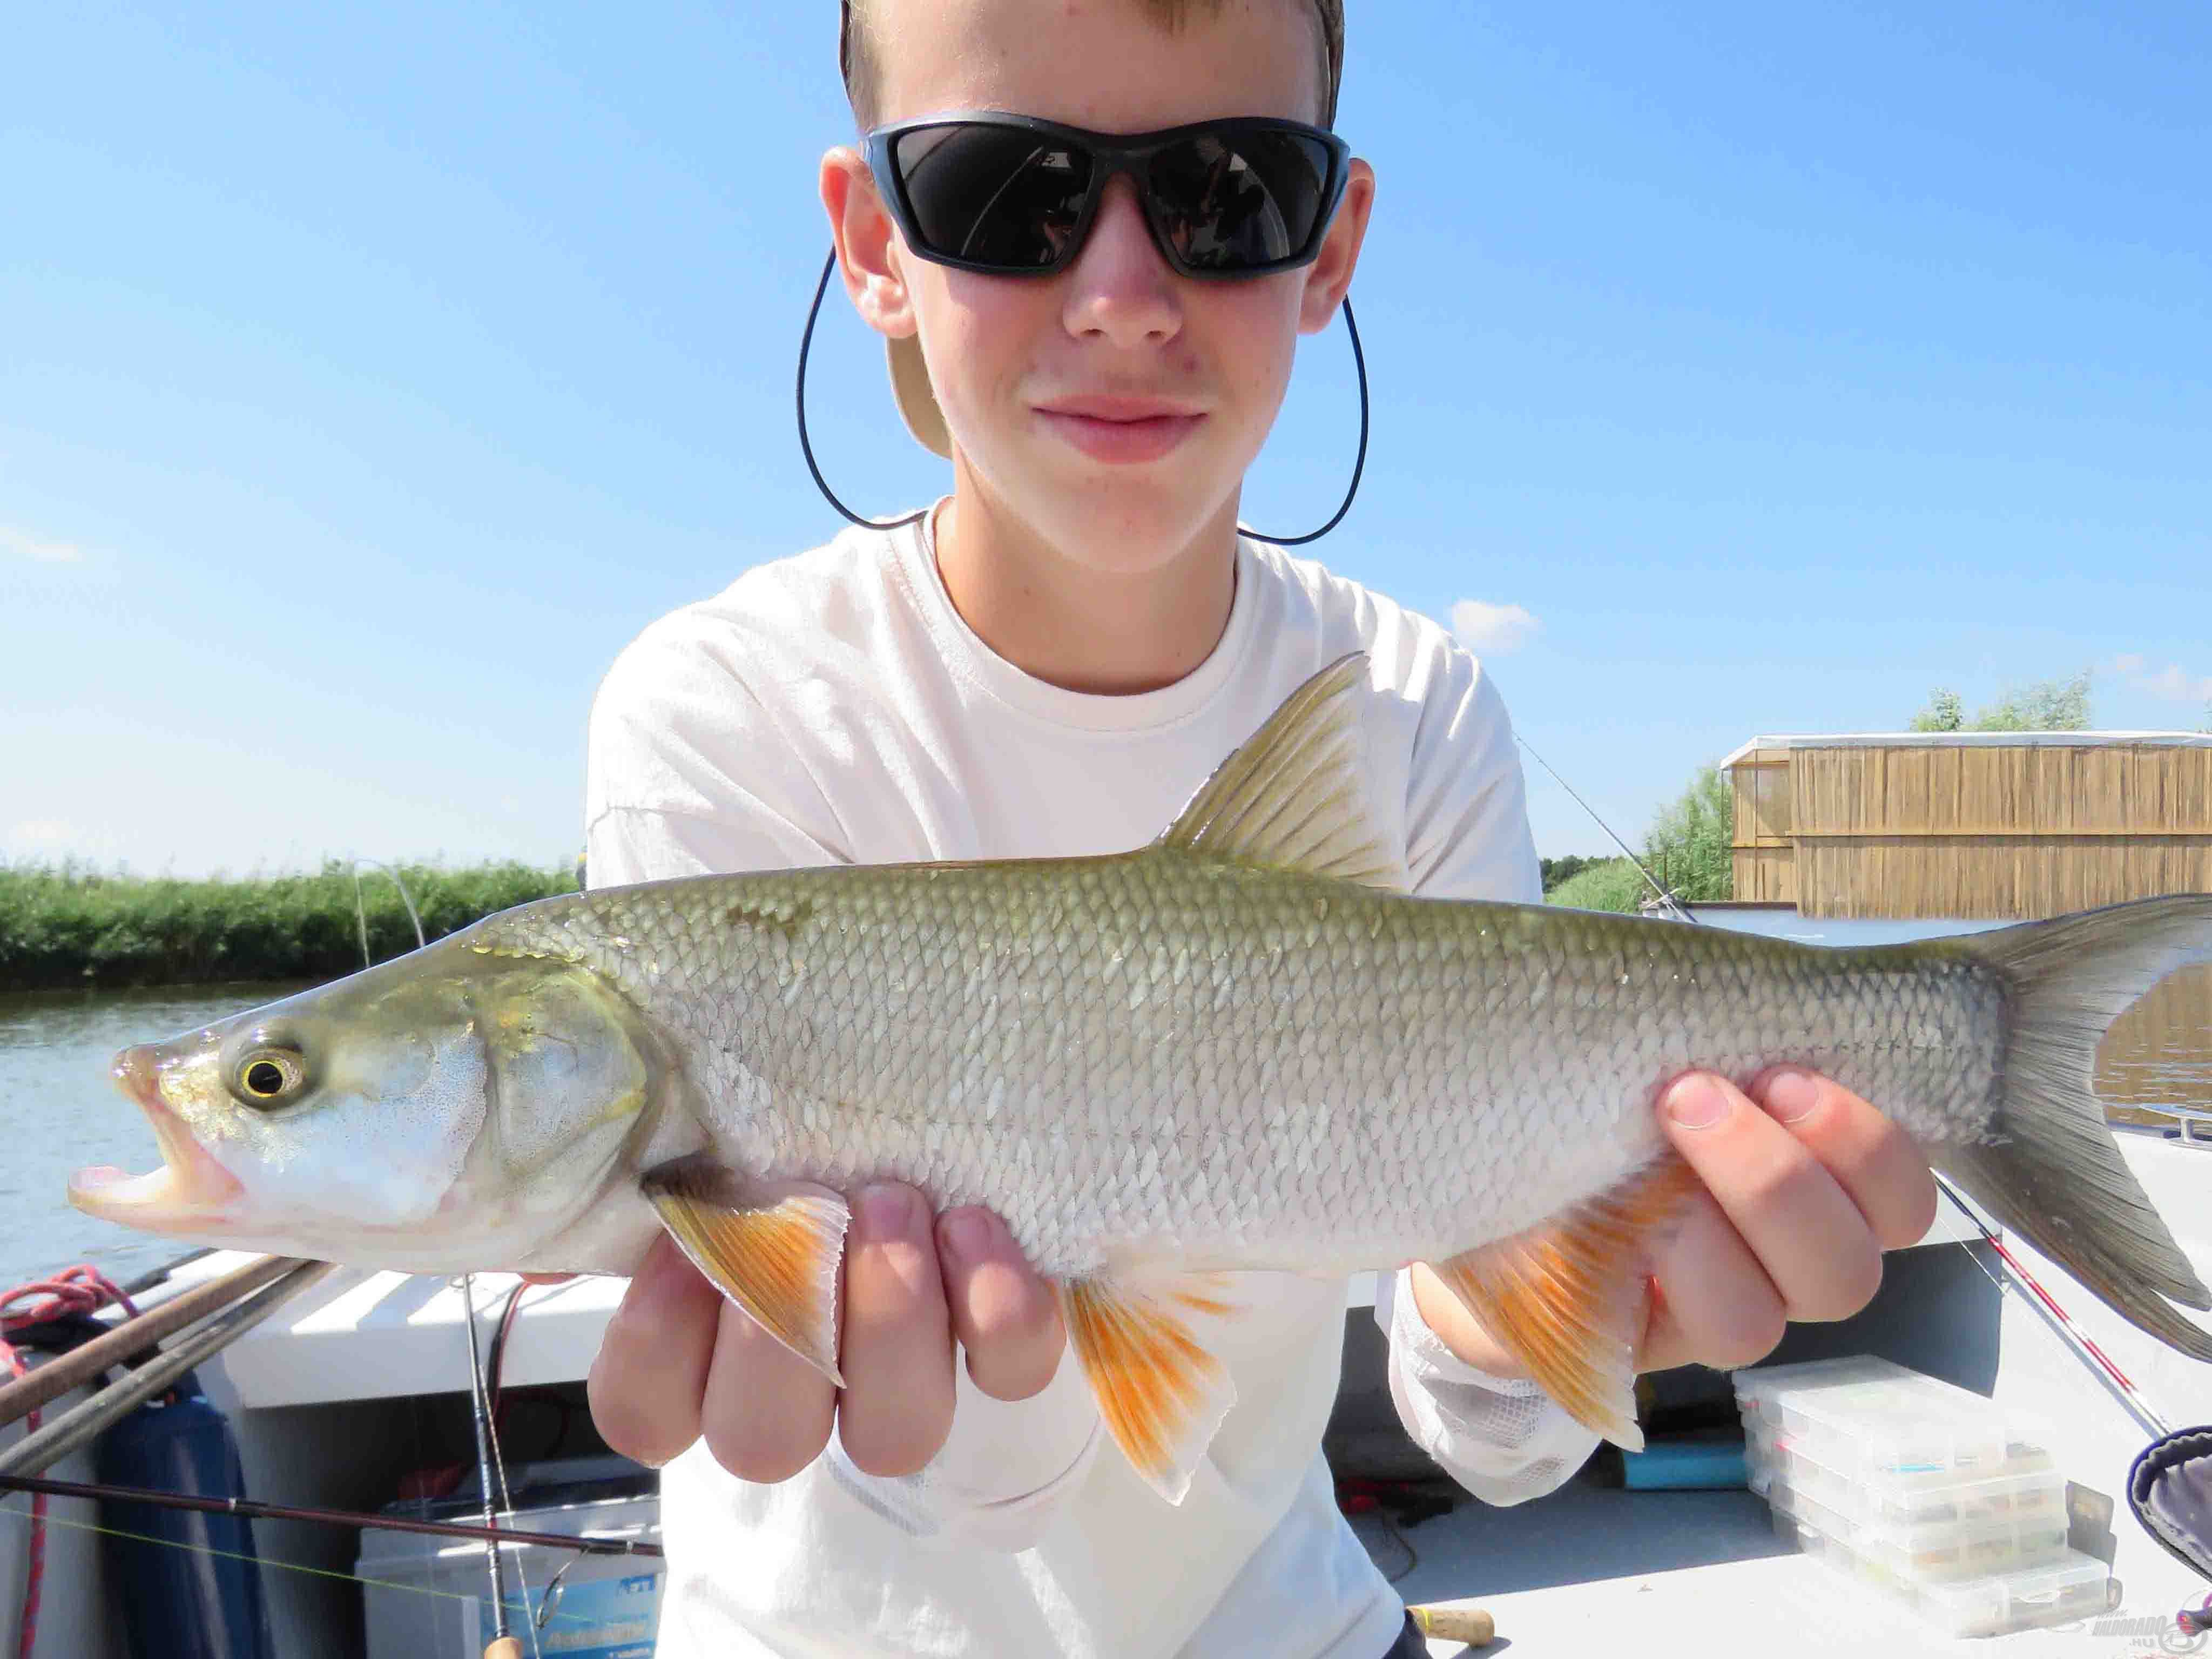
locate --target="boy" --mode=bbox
[576,2,1938,1653]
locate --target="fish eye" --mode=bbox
[233,1047,306,1107]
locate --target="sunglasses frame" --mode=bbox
[862,111,1353,281]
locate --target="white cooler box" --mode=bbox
[358,1482,662,1659]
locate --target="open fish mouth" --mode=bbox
[68,1044,244,1225]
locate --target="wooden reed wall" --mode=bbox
[1730,743,2212,920]
[1728,739,2212,1115]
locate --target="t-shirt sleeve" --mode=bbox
[583,627,1101,1550]
[1382,648,1602,1504]
[1400,647,1543,908]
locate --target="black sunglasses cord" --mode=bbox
[795,247,1369,547]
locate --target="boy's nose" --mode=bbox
[1061,177,1181,349]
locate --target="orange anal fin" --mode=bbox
[1059,1272,1239,1505]
[642,1156,849,1388]
[1431,1154,1701,1452]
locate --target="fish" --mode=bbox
[69,655,2212,1501]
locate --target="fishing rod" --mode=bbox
[461,1271,526,1659]
[0,1473,663,1559]
[0,1255,305,1433]
[1931,1172,2174,1440]
[1514,734,1695,922]
[0,1262,334,1479]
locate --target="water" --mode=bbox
[0,982,312,1291]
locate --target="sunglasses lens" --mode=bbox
[1149,130,1336,273]
[892,125,1095,269]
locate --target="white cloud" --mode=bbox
[2115,656,2212,704]
[0,525,85,563]
[2144,664,2212,703]
[1451,599,1541,655]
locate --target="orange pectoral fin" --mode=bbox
[1431,1154,1701,1451]
[642,1157,849,1387]
[1059,1271,1240,1505]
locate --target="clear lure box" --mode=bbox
[1735,1355,2109,1638]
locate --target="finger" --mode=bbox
[836,1183,957,1477]
[1408,1261,1528,1379]
[1660,1071,1884,1324]
[1638,1189,1788,1372]
[1748,1068,1939,1252]
[937,1207,1064,1400]
[697,1283,838,1484]
[585,1235,720,1467]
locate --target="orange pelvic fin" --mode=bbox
[643,1156,850,1387]
[1431,1154,1701,1451]
[1059,1270,1240,1504]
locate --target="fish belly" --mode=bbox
[535,856,2007,1279]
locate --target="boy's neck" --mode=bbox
[930,478,1240,697]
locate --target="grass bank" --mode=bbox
[1546,857,1647,913]
[0,861,579,992]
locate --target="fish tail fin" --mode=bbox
[1940,894,2212,1361]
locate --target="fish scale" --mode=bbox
[471,852,2005,1281]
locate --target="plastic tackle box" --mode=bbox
[1735,1355,2108,1638]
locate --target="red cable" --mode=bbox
[1,1266,144,1659]
[1,1266,141,1334]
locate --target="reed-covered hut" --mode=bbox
[1720,730,2212,1117]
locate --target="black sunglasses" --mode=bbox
[863,113,1351,280]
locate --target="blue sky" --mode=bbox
[6,2,2208,876]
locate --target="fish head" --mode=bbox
[69,947,659,1266]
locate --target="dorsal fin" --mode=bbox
[1156,652,1405,891]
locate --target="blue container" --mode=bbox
[1621,1439,1750,1491]
[95,1370,275,1659]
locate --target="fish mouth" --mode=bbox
[68,1044,245,1226]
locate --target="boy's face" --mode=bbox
[830,0,1372,572]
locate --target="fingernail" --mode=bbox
[940,1210,994,1264]
[1665,1074,1730,1130]
[858,1183,914,1236]
[1762,1069,1822,1124]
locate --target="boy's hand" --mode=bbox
[1410,1068,1939,1380]
[580,1186,1066,1481]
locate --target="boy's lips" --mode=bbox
[1033,395,1206,465]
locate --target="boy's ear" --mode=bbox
[1298,158,1376,336]
[821,146,918,341]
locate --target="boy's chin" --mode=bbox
[992,458,1243,562]
[1041,497,1237,569]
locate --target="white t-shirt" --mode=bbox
[583,509,1601,1659]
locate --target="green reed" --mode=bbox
[0,860,580,992]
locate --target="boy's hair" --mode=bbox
[839,0,1345,129]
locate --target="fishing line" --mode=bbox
[795,248,1371,545]
[1515,735,1694,922]
[475,1278,540,1659]
[349,859,428,968]
[0,1502,618,1631]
